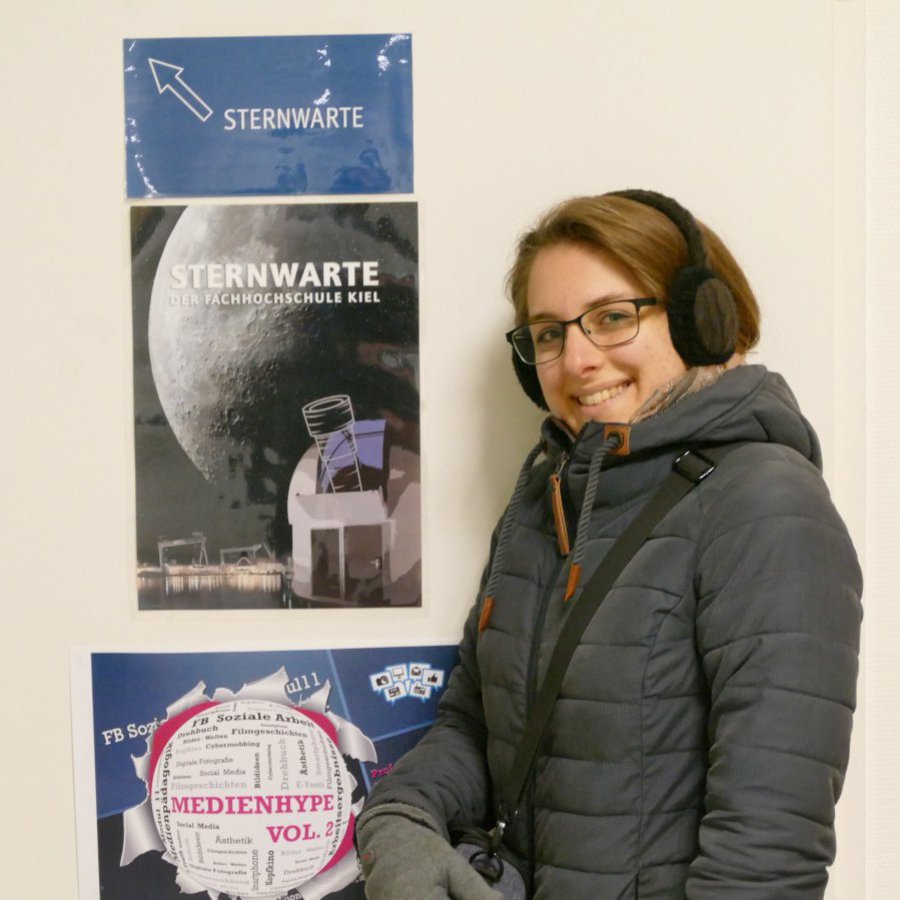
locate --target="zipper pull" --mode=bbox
[549,455,570,556]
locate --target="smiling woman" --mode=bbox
[524,243,688,431]
[356,190,862,899]
[505,191,760,416]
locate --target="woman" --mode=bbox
[356,190,862,898]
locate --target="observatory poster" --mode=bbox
[72,645,457,899]
[131,203,420,610]
[124,34,413,198]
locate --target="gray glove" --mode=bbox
[357,803,503,900]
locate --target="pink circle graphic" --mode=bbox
[149,698,353,896]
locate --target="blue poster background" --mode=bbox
[91,645,456,817]
[124,35,413,198]
[90,646,454,898]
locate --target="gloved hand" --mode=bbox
[357,804,503,900]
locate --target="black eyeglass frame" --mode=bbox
[505,297,659,366]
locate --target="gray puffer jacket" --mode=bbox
[364,366,862,898]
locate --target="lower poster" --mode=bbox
[72,645,457,899]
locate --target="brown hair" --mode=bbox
[507,194,760,353]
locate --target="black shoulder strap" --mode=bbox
[497,443,744,829]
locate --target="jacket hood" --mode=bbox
[542,365,822,473]
[481,365,823,608]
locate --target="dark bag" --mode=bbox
[454,446,742,896]
[452,824,528,899]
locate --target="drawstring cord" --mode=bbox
[479,429,624,629]
[564,433,622,601]
[479,442,544,631]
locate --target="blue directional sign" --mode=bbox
[124,35,413,198]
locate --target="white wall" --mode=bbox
[865,2,900,898]
[0,0,873,894]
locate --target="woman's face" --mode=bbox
[527,242,688,433]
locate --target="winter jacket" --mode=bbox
[363,366,862,899]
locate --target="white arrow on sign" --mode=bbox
[148,58,213,122]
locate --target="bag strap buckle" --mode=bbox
[487,818,506,853]
[672,448,716,484]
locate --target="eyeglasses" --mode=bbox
[506,297,659,365]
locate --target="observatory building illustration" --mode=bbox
[288,395,421,606]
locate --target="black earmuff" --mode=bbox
[512,351,549,409]
[609,189,739,367]
[511,188,740,409]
